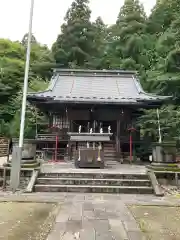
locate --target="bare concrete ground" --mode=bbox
[129,205,180,240]
[0,202,58,240]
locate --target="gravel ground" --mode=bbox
[129,205,180,240]
[0,202,59,240]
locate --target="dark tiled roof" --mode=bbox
[27,69,168,104]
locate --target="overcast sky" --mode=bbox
[0,0,156,47]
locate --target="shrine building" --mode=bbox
[27,69,167,163]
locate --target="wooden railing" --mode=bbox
[36,133,68,141]
[36,122,69,141]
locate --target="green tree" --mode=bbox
[0,78,48,138]
[86,17,108,69]
[105,0,148,71]
[52,0,97,67]
[137,105,180,141]
[0,38,53,127]
[0,39,25,120]
[148,0,180,35]
[146,18,180,100]
[30,43,54,79]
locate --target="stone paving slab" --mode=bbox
[109,219,129,239]
[127,231,144,240]
[80,227,96,240]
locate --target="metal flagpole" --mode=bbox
[10,0,35,193]
[157,108,162,143]
[19,0,35,148]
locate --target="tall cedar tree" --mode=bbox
[139,0,180,141]
[52,0,96,68]
[87,17,108,69]
[147,18,180,100]
[107,0,148,70]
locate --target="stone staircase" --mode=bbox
[104,143,117,162]
[34,171,153,194]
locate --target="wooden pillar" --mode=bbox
[69,120,74,161]
[68,142,72,161]
[116,120,121,160]
[67,109,71,160]
[93,120,96,132]
[49,112,53,127]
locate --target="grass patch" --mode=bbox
[0,202,58,240]
[149,167,180,172]
[129,205,180,240]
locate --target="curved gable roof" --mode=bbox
[27,69,169,105]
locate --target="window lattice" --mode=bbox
[53,115,69,129]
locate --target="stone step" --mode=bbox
[104,149,116,152]
[104,152,117,156]
[39,172,149,180]
[37,177,151,186]
[104,159,118,162]
[104,153,117,155]
[34,184,153,194]
[104,149,115,151]
[104,156,117,160]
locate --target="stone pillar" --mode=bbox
[10,146,21,192]
[152,146,163,163]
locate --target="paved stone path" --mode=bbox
[47,194,143,240]
[0,192,180,239]
[46,193,180,240]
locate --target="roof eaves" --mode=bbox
[49,100,139,105]
[27,90,50,96]
[27,75,57,98]
[133,76,171,100]
[47,73,58,91]
[140,92,171,100]
[133,75,142,94]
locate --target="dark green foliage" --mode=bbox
[0,38,53,137]
[104,0,148,71]
[148,0,180,34]
[52,0,96,68]
[137,105,180,141]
